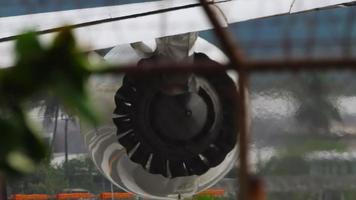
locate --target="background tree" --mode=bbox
[293,72,342,135]
[7,157,113,194]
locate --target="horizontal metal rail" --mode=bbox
[93,58,356,75]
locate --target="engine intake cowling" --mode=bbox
[113,69,238,178]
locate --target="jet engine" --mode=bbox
[81,34,238,199]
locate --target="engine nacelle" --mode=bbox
[81,37,238,200]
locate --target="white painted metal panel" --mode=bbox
[1,0,355,67]
[219,0,294,23]
[0,0,208,39]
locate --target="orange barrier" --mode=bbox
[56,193,95,200]
[11,194,51,200]
[197,189,225,197]
[99,192,134,199]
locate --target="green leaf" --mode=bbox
[54,82,98,125]
[15,32,44,64]
[0,28,98,178]
[6,151,36,174]
[52,27,76,51]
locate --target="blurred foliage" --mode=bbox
[267,192,319,200]
[8,162,66,194]
[191,195,226,200]
[7,157,111,194]
[343,191,356,200]
[268,191,356,200]
[259,133,347,175]
[0,29,98,177]
[259,156,309,175]
[281,136,347,156]
[260,139,347,175]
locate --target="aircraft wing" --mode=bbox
[0,0,355,67]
